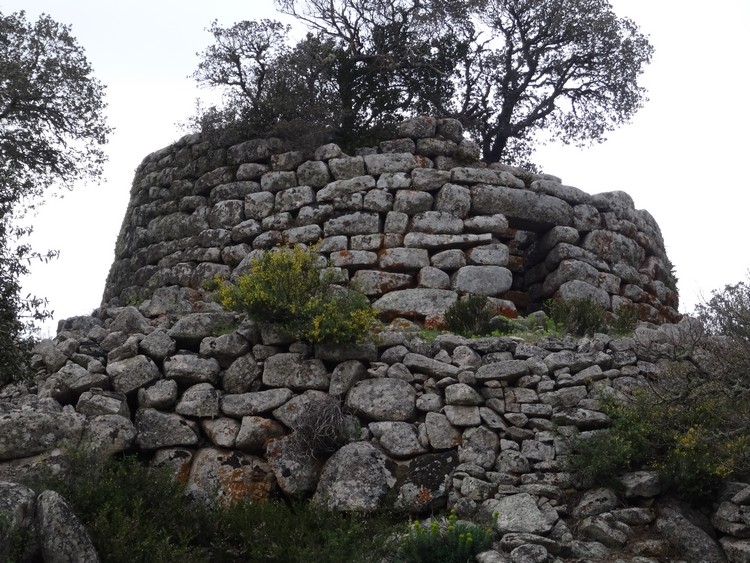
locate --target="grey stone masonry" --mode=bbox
[103,116,679,324]
[8,315,748,561]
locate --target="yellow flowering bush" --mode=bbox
[217,246,377,344]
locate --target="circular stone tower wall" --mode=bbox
[103,116,679,325]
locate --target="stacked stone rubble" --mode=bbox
[103,116,679,325]
[5,307,750,560]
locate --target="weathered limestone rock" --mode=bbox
[81,414,136,457]
[139,329,176,361]
[37,490,100,562]
[138,379,178,409]
[235,416,285,453]
[201,417,241,449]
[222,353,262,394]
[620,471,661,498]
[40,362,109,404]
[175,383,220,418]
[425,412,462,449]
[573,487,621,519]
[471,185,574,230]
[106,354,161,395]
[313,442,395,512]
[490,493,554,535]
[186,447,276,505]
[452,265,513,295]
[458,426,500,469]
[656,506,727,563]
[262,353,330,391]
[221,389,294,418]
[164,354,220,386]
[373,288,458,320]
[0,481,36,562]
[33,339,69,373]
[394,451,459,513]
[329,360,367,396]
[0,409,85,461]
[346,379,416,421]
[265,435,322,495]
[369,421,427,458]
[166,312,236,345]
[134,408,199,449]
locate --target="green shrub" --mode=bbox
[568,389,750,503]
[28,450,399,562]
[31,452,207,562]
[218,245,377,344]
[444,295,496,337]
[211,498,397,562]
[547,298,609,336]
[611,303,639,335]
[395,509,495,563]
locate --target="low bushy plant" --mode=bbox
[395,509,495,563]
[27,450,399,562]
[30,451,207,562]
[218,245,377,344]
[444,295,496,337]
[568,388,750,503]
[611,303,640,335]
[547,297,609,336]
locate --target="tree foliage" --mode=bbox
[0,10,111,383]
[192,0,652,162]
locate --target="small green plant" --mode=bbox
[444,295,496,337]
[547,298,609,336]
[611,303,639,335]
[416,328,443,342]
[217,245,377,344]
[395,509,495,563]
[200,275,224,292]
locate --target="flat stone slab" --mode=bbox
[372,289,458,320]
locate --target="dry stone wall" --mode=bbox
[103,116,679,325]
[4,310,750,561]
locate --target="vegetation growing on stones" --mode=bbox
[0,10,110,384]
[192,0,653,163]
[217,245,377,344]
[287,397,351,460]
[569,277,750,503]
[444,295,497,337]
[23,451,398,562]
[395,509,496,563]
[547,298,638,336]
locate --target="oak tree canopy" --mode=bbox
[0,10,111,382]
[193,0,653,163]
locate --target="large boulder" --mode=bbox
[372,288,458,320]
[0,481,37,562]
[36,490,99,563]
[0,408,85,461]
[346,379,416,422]
[186,447,276,505]
[313,442,395,512]
[656,505,726,563]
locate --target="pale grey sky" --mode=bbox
[7,0,750,334]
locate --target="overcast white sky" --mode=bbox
[6,0,750,335]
